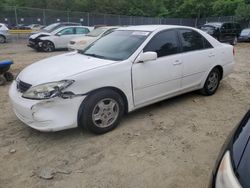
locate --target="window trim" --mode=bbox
[75,27,89,34]
[177,28,213,54]
[143,28,181,59]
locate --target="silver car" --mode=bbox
[0,23,9,43]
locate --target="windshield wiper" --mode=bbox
[83,53,110,60]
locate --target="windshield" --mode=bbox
[241,29,250,36]
[86,28,106,37]
[43,23,60,32]
[80,30,150,61]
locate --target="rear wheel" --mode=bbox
[232,36,238,45]
[200,68,221,96]
[79,89,125,134]
[0,35,6,43]
[41,41,55,52]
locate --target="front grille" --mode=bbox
[17,80,32,93]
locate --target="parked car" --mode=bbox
[238,28,250,42]
[209,109,250,188]
[0,23,9,43]
[28,26,91,52]
[68,26,119,50]
[200,22,241,45]
[12,24,30,30]
[27,24,45,31]
[34,22,82,34]
[9,25,235,134]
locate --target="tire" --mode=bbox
[232,36,238,46]
[200,68,221,96]
[4,72,14,82]
[0,76,6,86]
[0,35,6,44]
[79,89,125,134]
[41,40,55,52]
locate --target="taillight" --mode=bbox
[233,47,235,56]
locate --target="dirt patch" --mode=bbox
[0,41,249,188]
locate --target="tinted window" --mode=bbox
[76,27,89,34]
[179,29,211,52]
[144,30,179,57]
[58,28,74,35]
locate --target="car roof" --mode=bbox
[117,25,194,32]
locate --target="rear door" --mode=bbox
[132,29,183,106]
[177,29,215,90]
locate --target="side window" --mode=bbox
[144,30,179,57]
[76,27,89,34]
[179,29,211,52]
[102,29,115,37]
[58,27,75,35]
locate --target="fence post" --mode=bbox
[67,10,70,22]
[14,6,18,25]
[179,18,182,25]
[43,9,46,25]
[87,12,89,26]
[103,14,106,25]
[118,15,121,25]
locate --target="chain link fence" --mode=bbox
[0,6,250,29]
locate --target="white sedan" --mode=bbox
[9,25,235,134]
[28,26,92,52]
[68,26,119,51]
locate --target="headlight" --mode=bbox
[22,80,74,100]
[215,151,242,188]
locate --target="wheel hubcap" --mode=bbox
[207,72,219,91]
[44,42,53,51]
[92,98,119,128]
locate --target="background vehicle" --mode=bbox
[209,109,250,188]
[34,22,82,33]
[27,24,45,31]
[0,23,9,43]
[68,26,119,50]
[28,26,91,52]
[200,22,241,45]
[10,25,235,134]
[238,28,250,42]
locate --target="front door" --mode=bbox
[132,29,183,106]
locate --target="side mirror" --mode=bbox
[137,51,157,63]
[56,32,62,36]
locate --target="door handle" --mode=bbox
[173,60,182,65]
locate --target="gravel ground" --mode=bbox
[0,41,249,188]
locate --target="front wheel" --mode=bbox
[200,68,221,96]
[41,41,55,52]
[79,89,125,134]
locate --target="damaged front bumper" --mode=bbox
[9,81,86,132]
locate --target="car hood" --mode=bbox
[29,32,51,39]
[18,52,117,85]
[72,36,97,43]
